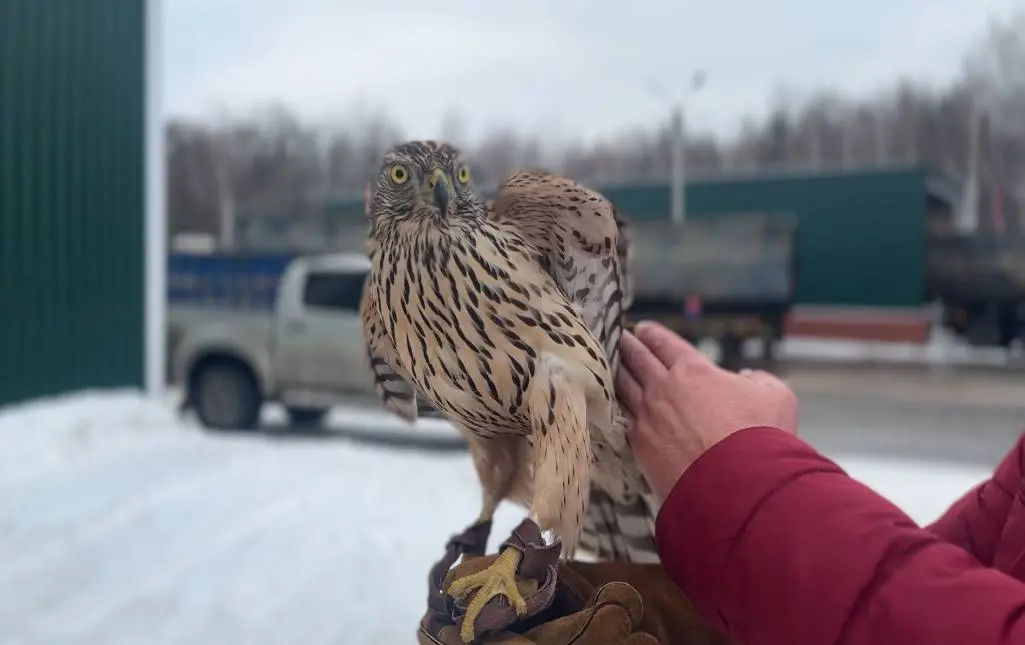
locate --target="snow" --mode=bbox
[778,327,1025,369]
[709,325,1025,370]
[0,391,993,645]
[834,455,989,526]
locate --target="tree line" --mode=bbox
[168,11,1025,239]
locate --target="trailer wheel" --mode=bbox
[998,301,1020,348]
[759,322,781,366]
[760,335,778,364]
[719,333,745,372]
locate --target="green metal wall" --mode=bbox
[602,169,928,308]
[0,0,146,406]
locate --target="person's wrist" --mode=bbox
[647,454,691,501]
[651,430,741,498]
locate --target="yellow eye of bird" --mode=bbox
[456,166,470,184]
[389,164,409,184]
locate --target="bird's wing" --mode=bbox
[359,278,419,423]
[490,169,632,378]
[491,170,657,564]
[614,213,634,312]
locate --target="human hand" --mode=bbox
[617,322,799,501]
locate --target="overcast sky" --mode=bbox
[164,0,1019,144]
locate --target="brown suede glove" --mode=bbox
[418,520,731,645]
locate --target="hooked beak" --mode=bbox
[429,170,451,213]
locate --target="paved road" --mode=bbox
[796,391,1023,467]
[776,364,1023,467]
[291,392,1023,471]
[299,364,1025,469]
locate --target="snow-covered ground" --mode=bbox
[0,391,993,645]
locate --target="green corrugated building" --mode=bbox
[0,0,163,406]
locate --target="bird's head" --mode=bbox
[369,140,480,229]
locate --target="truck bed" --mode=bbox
[626,213,797,305]
[167,306,276,384]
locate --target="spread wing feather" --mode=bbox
[488,169,629,377]
[488,169,658,564]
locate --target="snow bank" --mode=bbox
[780,326,1023,368]
[0,389,184,439]
[0,389,198,489]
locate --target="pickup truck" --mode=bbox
[170,253,377,430]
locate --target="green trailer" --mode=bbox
[600,166,959,310]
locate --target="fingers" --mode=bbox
[616,364,643,415]
[634,322,706,368]
[620,330,667,387]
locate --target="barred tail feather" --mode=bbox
[579,487,661,564]
[367,349,418,423]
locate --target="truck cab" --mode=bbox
[174,253,377,430]
[273,254,374,403]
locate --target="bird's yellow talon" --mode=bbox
[445,547,526,643]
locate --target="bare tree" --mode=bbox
[963,11,1025,229]
[166,12,1025,242]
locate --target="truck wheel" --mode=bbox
[760,329,779,366]
[719,334,745,372]
[192,360,262,431]
[286,407,328,427]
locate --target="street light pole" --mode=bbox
[669,105,685,226]
[652,71,705,227]
[958,101,982,233]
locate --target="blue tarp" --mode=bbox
[168,252,294,309]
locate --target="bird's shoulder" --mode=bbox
[491,169,622,254]
[488,170,631,382]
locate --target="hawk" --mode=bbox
[360,141,658,643]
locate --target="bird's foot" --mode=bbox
[446,546,527,643]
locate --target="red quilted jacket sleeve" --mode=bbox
[926,432,1024,565]
[655,427,1025,645]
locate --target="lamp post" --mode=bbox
[650,71,707,226]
